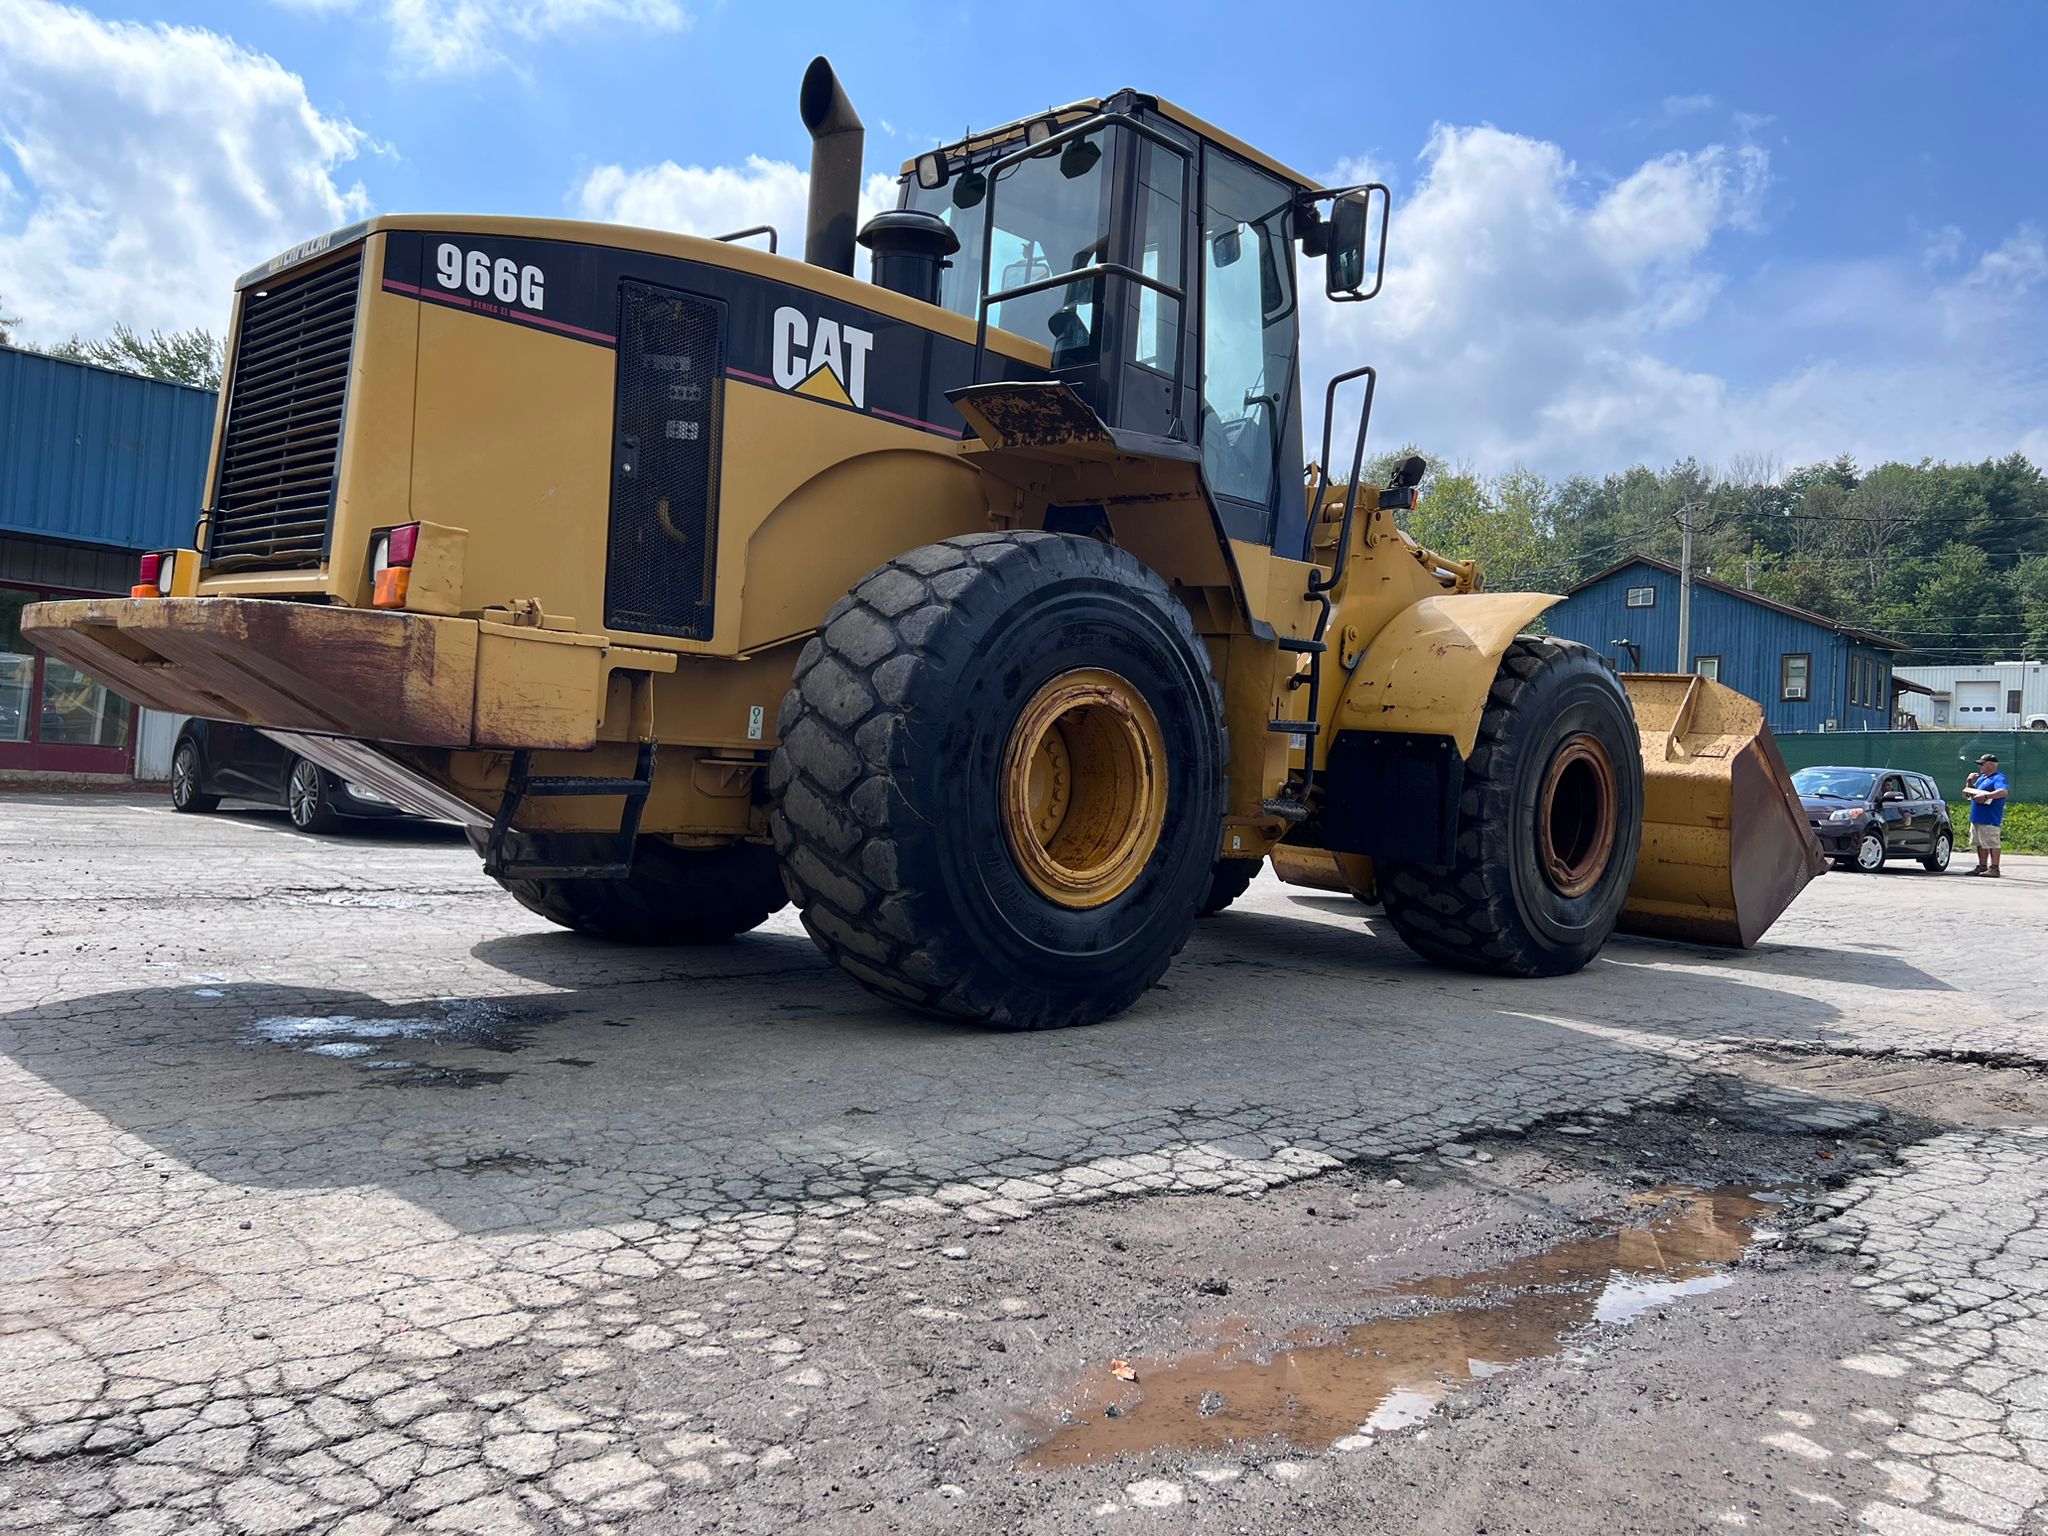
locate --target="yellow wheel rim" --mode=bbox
[1001,668,1168,909]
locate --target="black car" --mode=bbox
[1793,765,1953,874]
[170,719,414,833]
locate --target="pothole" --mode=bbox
[1023,1185,1783,1468]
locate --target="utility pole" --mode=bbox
[1672,495,1718,674]
[1677,515,1693,673]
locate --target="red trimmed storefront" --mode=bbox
[2,578,138,777]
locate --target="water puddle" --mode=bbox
[240,1000,532,1080]
[1023,1186,1773,1468]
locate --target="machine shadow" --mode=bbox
[0,908,1890,1242]
[1276,887,1953,996]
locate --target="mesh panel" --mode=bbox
[209,250,361,571]
[606,283,725,640]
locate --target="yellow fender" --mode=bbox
[1327,592,1561,757]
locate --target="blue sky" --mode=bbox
[3,0,2044,474]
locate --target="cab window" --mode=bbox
[905,127,1112,364]
[1200,150,1295,510]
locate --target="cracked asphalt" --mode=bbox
[4,792,2047,1534]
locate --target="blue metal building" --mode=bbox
[1544,556,1907,735]
[1,344,218,776]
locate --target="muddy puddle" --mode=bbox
[1025,1186,1777,1468]
[240,1000,533,1077]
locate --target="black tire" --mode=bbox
[1199,857,1262,917]
[1921,830,1953,873]
[169,741,219,814]
[286,757,339,833]
[1378,636,1644,977]
[770,532,1225,1030]
[474,833,788,944]
[1853,827,1886,873]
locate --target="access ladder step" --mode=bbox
[1268,719,1320,735]
[1276,636,1327,654]
[482,740,658,881]
[1260,797,1311,824]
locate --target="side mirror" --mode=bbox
[1325,186,1389,302]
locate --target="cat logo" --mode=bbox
[772,307,874,411]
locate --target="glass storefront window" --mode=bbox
[0,584,136,761]
[41,658,133,749]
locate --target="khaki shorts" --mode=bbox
[1971,823,2003,851]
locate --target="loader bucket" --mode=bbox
[1618,673,1825,948]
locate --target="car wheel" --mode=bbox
[287,758,339,833]
[170,742,220,814]
[1922,831,1953,873]
[1854,828,1885,872]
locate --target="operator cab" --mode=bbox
[893,92,1385,560]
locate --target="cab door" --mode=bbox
[1197,147,1306,552]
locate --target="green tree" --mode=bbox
[47,324,225,390]
[1877,542,2023,665]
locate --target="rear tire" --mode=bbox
[476,833,788,944]
[1199,857,1263,917]
[1921,831,1952,873]
[1378,636,1643,977]
[170,742,219,814]
[286,758,339,833]
[771,532,1225,1030]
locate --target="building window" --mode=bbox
[0,584,135,770]
[1695,655,1721,682]
[1625,586,1656,608]
[1781,653,1811,702]
[2011,689,2025,715]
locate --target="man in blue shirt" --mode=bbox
[1967,752,2009,878]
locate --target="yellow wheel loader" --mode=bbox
[24,60,1821,1030]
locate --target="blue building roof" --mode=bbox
[1545,556,1907,734]
[0,344,217,553]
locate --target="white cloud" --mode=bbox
[1662,93,1717,117]
[1306,123,2048,475]
[573,157,899,268]
[0,0,371,344]
[274,0,689,75]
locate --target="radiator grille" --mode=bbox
[207,250,362,570]
[606,282,725,640]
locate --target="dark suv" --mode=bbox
[170,718,416,834]
[1793,766,1953,874]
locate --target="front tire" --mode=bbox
[476,834,788,944]
[771,533,1225,1030]
[170,742,219,814]
[1921,831,1951,873]
[286,758,338,833]
[1378,636,1644,977]
[1854,828,1886,872]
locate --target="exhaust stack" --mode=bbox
[800,56,864,276]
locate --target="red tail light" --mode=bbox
[132,551,164,599]
[372,523,421,609]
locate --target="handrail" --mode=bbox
[966,110,1194,429]
[713,225,779,253]
[979,261,1184,316]
[1302,365,1378,585]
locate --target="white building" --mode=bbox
[1894,661,2048,730]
